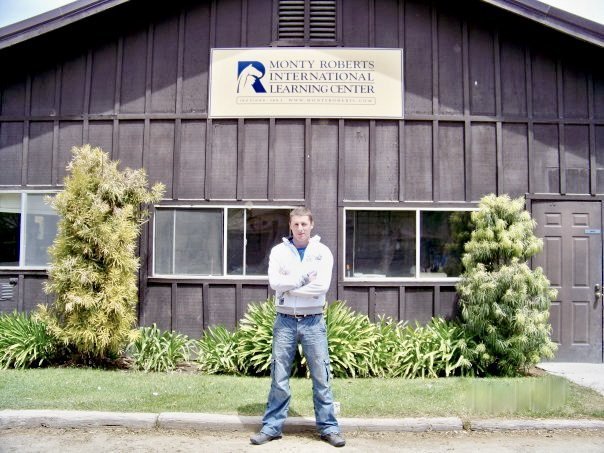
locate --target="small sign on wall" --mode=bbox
[209,48,404,119]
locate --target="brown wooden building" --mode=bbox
[0,0,603,361]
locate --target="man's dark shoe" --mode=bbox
[250,432,282,445]
[320,432,346,447]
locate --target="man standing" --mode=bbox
[250,207,345,448]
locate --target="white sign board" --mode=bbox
[209,48,403,118]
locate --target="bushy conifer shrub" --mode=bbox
[38,145,164,362]
[457,194,557,376]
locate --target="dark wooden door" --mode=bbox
[532,201,603,362]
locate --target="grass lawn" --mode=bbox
[1,368,603,419]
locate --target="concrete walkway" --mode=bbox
[538,363,604,396]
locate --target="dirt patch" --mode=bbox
[2,427,604,453]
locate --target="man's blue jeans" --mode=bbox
[260,313,340,436]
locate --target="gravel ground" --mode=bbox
[1,428,604,452]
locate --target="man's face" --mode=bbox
[290,215,314,247]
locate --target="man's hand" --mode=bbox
[307,270,317,282]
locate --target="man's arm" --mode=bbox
[288,248,333,297]
[267,246,307,292]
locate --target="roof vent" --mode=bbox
[277,0,337,43]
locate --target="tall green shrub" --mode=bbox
[38,145,164,362]
[457,194,557,376]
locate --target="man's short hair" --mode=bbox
[290,207,313,223]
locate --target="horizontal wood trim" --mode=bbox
[2,114,602,125]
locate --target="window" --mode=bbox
[153,207,291,277]
[344,209,473,280]
[0,192,59,268]
[276,0,337,44]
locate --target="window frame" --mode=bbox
[343,206,477,282]
[151,204,296,279]
[0,190,60,271]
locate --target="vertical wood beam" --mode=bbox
[173,11,184,199]
[525,45,534,194]
[399,286,406,322]
[432,119,439,201]
[17,275,24,312]
[557,58,566,194]
[51,63,62,185]
[205,119,213,200]
[202,283,209,330]
[587,72,596,195]
[241,0,248,47]
[398,1,405,201]
[398,120,405,201]
[142,23,153,186]
[205,1,217,201]
[304,118,311,204]
[431,5,438,116]
[368,0,375,47]
[431,6,439,202]
[337,119,344,205]
[21,74,31,186]
[112,36,123,161]
[369,120,376,202]
[494,31,503,195]
[434,285,441,318]
[235,283,242,325]
[368,286,376,321]
[237,118,245,200]
[268,118,276,200]
[337,206,344,287]
[462,20,471,201]
[83,49,92,144]
[171,282,177,331]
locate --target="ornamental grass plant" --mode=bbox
[193,299,482,379]
[235,299,277,375]
[0,311,61,369]
[127,324,192,372]
[197,325,240,375]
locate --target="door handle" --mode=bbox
[595,284,602,301]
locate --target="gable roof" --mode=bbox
[0,0,602,51]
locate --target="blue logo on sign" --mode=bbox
[237,61,267,93]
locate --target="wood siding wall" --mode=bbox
[1,0,603,337]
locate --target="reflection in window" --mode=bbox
[25,194,59,266]
[242,209,289,276]
[0,193,58,268]
[0,194,20,266]
[155,209,223,275]
[346,210,415,278]
[345,209,473,279]
[420,211,472,278]
[154,207,289,277]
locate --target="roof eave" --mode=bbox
[481,0,604,48]
[0,0,131,51]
